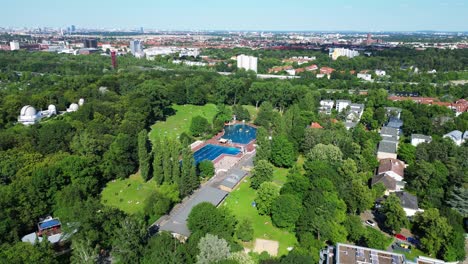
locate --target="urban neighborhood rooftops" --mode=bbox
[395,191,419,210]
[378,158,405,178]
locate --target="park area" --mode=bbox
[222,168,297,256]
[149,104,258,141]
[101,173,157,216]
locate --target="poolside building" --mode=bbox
[158,187,228,241]
[219,168,248,192]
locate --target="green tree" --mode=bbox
[112,216,148,264]
[381,194,408,233]
[101,133,137,180]
[270,135,296,168]
[256,182,280,215]
[170,139,181,184]
[197,234,230,264]
[255,127,271,163]
[343,215,367,243]
[141,232,185,264]
[236,219,254,242]
[398,143,416,165]
[138,129,152,181]
[254,101,274,129]
[364,227,389,250]
[152,138,164,185]
[71,238,97,264]
[190,116,211,137]
[271,194,302,229]
[307,143,343,163]
[0,242,57,264]
[180,147,199,197]
[250,160,274,189]
[413,209,452,258]
[447,187,468,217]
[188,202,237,240]
[198,160,215,178]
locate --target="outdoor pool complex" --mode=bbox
[223,124,257,144]
[194,144,241,164]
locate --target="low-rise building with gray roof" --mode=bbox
[377,140,397,160]
[411,134,432,146]
[220,168,248,192]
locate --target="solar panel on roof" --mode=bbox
[39,219,61,230]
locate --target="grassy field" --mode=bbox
[149,104,219,141]
[101,173,157,215]
[272,167,289,186]
[222,177,297,256]
[393,248,427,262]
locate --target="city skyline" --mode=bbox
[2,0,468,31]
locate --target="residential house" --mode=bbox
[375,69,386,76]
[411,134,432,146]
[319,100,334,115]
[386,117,404,130]
[377,140,398,160]
[372,158,406,194]
[395,191,424,217]
[357,73,372,81]
[310,122,323,129]
[443,130,464,146]
[380,126,399,142]
[336,100,351,112]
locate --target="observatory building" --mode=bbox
[41,104,57,118]
[18,105,42,125]
[67,103,79,112]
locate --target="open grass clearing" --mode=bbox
[101,173,157,216]
[149,104,219,141]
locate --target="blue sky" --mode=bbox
[2,0,467,31]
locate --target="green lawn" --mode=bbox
[393,248,427,262]
[243,105,259,121]
[101,173,157,215]
[222,178,297,256]
[149,104,219,141]
[272,167,289,186]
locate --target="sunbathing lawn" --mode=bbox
[101,173,157,216]
[393,248,428,262]
[222,177,297,256]
[149,104,219,141]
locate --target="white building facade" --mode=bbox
[237,54,258,73]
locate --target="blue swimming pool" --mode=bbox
[223,124,257,144]
[194,144,241,164]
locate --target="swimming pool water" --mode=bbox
[194,144,241,164]
[223,124,257,144]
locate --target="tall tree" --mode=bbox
[381,194,408,233]
[170,139,181,184]
[162,139,172,183]
[250,160,274,189]
[413,209,452,258]
[180,147,199,197]
[236,219,254,242]
[271,194,302,229]
[138,129,152,181]
[255,182,280,215]
[196,234,231,264]
[270,135,296,168]
[112,216,148,264]
[152,138,164,185]
[255,127,271,163]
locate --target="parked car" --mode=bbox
[395,234,407,241]
[407,237,420,245]
[392,242,412,252]
[365,220,376,227]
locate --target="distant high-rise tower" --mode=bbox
[140,27,144,33]
[129,40,142,54]
[71,25,76,32]
[237,54,258,73]
[111,51,117,69]
[83,39,98,48]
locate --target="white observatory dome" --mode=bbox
[48,105,57,115]
[78,98,85,106]
[68,103,79,112]
[20,105,37,117]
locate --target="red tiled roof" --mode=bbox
[320,67,335,74]
[378,158,405,178]
[310,122,323,129]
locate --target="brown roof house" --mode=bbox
[372,158,406,195]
